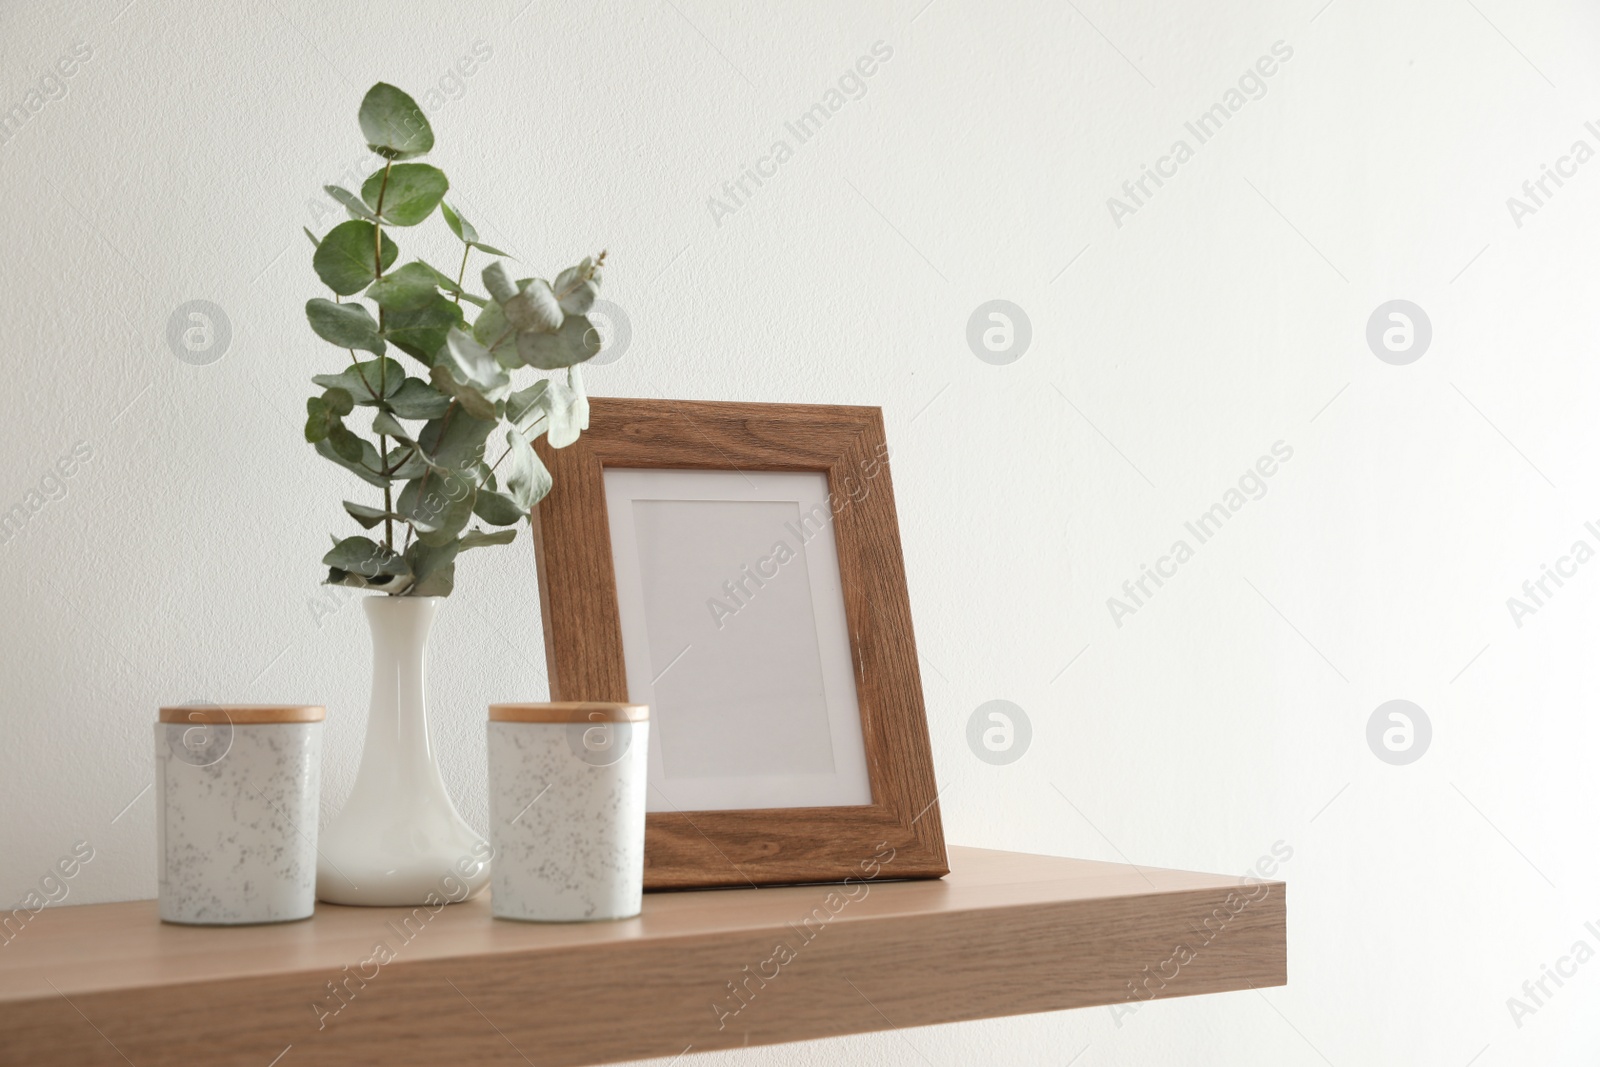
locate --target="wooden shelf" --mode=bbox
[0,846,1285,1066]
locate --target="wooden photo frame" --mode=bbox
[531,398,947,889]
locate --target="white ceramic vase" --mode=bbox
[316,595,490,906]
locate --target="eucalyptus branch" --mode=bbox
[454,244,470,306]
[305,82,608,597]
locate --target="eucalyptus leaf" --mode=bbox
[327,423,365,463]
[470,298,518,366]
[384,442,427,480]
[325,185,381,223]
[323,535,408,577]
[473,488,526,526]
[366,262,441,311]
[383,293,464,364]
[543,377,584,448]
[388,377,452,419]
[361,163,448,226]
[398,476,476,546]
[569,363,590,432]
[473,243,510,257]
[304,395,340,443]
[342,500,401,529]
[303,227,320,248]
[312,357,404,402]
[430,328,511,420]
[553,262,599,315]
[502,427,552,509]
[440,202,478,244]
[418,260,488,307]
[481,261,519,306]
[359,83,433,160]
[483,263,562,334]
[325,567,365,589]
[315,433,387,487]
[312,220,398,295]
[371,410,411,440]
[506,379,549,433]
[306,298,385,355]
[323,387,355,416]
[461,528,517,550]
[405,538,459,597]
[419,407,496,474]
[329,565,412,593]
[517,313,601,370]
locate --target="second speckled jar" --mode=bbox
[487,702,649,922]
[156,704,323,925]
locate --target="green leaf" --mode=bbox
[304,395,339,443]
[388,377,452,419]
[325,567,363,589]
[306,298,385,355]
[315,431,387,487]
[323,535,408,577]
[398,476,476,546]
[343,500,399,529]
[361,163,448,226]
[483,263,562,333]
[371,410,411,440]
[430,328,511,420]
[385,442,427,480]
[553,259,600,316]
[313,220,398,296]
[303,227,320,248]
[440,203,508,254]
[325,185,381,223]
[325,565,412,593]
[473,488,526,526]
[419,407,496,473]
[418,260,488,307]
[312,358,404,403]
[569,363,590,433]
[405,538,459,597]
[502,428,552,509]
[518,313,601,370]
[323,387,355,416]
[358,83,433,160]
[441,202,477,244]
[365,261,441,311]
[383,293,464,365]
[480,260,518,305]
[461,528,517,550]
[327,423,365,462]
[470,298,518,366]
[543,376,585,448]
[506,379,549,433]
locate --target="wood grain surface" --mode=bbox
[531,398,947,889]
[0,847,1288,1067]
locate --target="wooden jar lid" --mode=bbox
[158,705,326,724]
[489,702,649,723]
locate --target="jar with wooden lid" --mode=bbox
[487,702,649,922]
[155,704,323,925]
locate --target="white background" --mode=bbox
[2,0,1598,1064]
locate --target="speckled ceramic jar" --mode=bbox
[156,704,324,925]
[487,703,649,922]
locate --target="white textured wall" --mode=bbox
[3,0,1599,1063]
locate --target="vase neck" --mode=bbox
[359,595,443,779]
